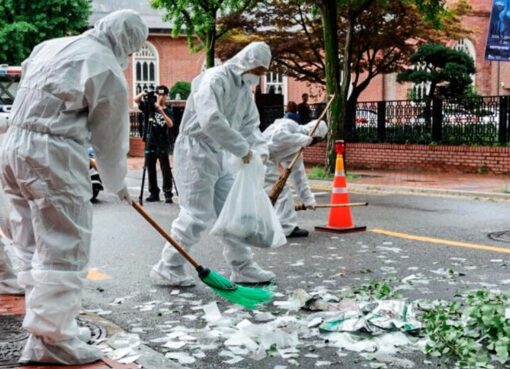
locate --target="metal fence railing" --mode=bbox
[129,102,186,138]
[307,96,509,146]
[147,96,509,146]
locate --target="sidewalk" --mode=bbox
[128,157,510,200]
[0,295,177,369]
[342,169,510,200]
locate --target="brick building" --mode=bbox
[91,0,508,107]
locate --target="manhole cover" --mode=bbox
[488,230,510,243]
[0,315,29,368]
[77,316,107,343]
[0,315,105,368]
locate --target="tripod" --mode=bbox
[138,91,178,205]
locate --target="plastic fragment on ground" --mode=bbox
[165,351,196,364]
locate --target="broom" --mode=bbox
[131,201,273,309]
[294,202,368,211]
[268,94,336,205]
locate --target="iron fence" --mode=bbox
[142,96,509,146]
[129,102,186,138]
[309,96,509,146]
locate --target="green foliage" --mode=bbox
[0,0,91,65]
[422,290,510,368]
[354,279,397,300]
[169,81,191,100]
[397,43,476,100]
[307,166,332,180]
[150,0,255,68]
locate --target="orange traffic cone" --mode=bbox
[315,140,366,234]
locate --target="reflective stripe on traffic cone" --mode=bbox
[315,140,366,234]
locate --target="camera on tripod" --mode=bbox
[143,88,157,105]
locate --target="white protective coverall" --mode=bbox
[0,143,23,294]
[263,118,328,236]
[0,10,147,365]
[151,42,276,286]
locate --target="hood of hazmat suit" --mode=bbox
[0,10,147,365]
[263,118,327,162]
[305,119,328,139]
[85,10,148,70]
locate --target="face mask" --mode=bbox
[242,73,260,86]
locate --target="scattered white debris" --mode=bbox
[165,352,196,364]
[290,259,305,267]
[376,246,402,254]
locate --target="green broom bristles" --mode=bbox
[196,266,274,310]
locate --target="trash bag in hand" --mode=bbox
[211,154,286,248]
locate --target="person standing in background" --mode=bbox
[297,93,312,124]
[135,85,175,203]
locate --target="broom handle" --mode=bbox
[268,94,336,205]
[295,202,368,211]
[131,201,200,268]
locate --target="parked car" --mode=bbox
[444,108,499,125]
[0,65,20,132]
[355,109,378,125]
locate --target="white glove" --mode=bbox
[117,186,132,204]
[305,201,316,210]
[242,150,253,164]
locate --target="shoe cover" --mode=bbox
[19,335,102,365]
[230,261,275,284]
[150,264,195,287]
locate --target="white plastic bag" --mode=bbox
[211,154,286,248]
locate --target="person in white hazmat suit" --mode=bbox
[151,42,276,286]
[0,10,148,365]
[263,118,328,237]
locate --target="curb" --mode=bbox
[309,180,510,201]
[83,313,186,369]
[0,294,183,369]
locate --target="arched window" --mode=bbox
[264,71,288,103]
[411,63,430,101]
[453,38,476,85]
[132,42,159,99]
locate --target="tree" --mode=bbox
[150,0,256,69]
[397,43,476,122]
[319,0,448,172]
[0,0,91,65]
[170,81,191,100]
[217,0,460,170]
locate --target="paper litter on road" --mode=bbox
[202,301,223,322]
[165,352,196,364]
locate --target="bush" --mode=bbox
[170,81,191,100]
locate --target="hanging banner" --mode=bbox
[486,0,510,61]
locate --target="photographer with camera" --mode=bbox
[135,85,175,203]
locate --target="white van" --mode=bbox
[0,65,21,132]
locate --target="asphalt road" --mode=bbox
[82,171,510,369]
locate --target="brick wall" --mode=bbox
[303,143,510,175]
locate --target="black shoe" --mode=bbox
[165,197,173,204]
[145,195,160,202]
[288,227,309,238]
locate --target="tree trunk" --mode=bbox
[345,87,363,141]
[318,0,342,174]
[205,27,216,69]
